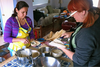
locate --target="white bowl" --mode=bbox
[51,49,63,57]
[31,50,40,59]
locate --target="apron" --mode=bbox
[8,17,32,53]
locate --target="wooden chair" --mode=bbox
[33,26,42,39]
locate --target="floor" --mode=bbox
[0,35,11,60]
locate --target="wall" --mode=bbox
[0,0,14,33]
[52,0,70,8]
[0,8,3,30]
[98,0,100,7]
[0,9,1,22]
[32,1,53,10]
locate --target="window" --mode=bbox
[33,0,48,6]
[92,0,99,7]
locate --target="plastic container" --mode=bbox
[8,47,15,56]
[37,38,45,42]
[0,57,5,63]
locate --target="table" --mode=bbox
[0,44,73,67]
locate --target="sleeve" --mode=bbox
[72,29,96,65]
[27,17,35,39]
[4,18,13,43]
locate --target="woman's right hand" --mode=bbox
[61,31,74,38]
[19,38,30,44]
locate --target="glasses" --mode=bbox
[66,11,77,19]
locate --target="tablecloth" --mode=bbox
[3,53,70,67]
[3,43,71,67]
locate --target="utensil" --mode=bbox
[35,57,61,67]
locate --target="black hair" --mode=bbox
[11,1,29,17]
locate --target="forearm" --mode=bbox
[61,48,74,60]
[69,31,74,35]
[12,38,24,43]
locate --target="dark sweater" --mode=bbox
[70,15,100,67]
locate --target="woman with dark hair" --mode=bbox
[4,1,34,56]
[55,0,100,67]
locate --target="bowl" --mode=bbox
[15,49,32,64]
[51,48,63,58]
[31,40,40,47]
[15,49,40,64]
[31,50,40,60]
[37,38,45,42]
[39,47,51,57]
[35,57,61,67]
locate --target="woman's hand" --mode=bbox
[61,31,74,38]
[20,38,30,44]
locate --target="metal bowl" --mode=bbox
[15,49,32,64]
[51,48,63,58]
[31,50,40,60]
[39,47,51,57]
[15,49,40,64]
[35,57,61,67]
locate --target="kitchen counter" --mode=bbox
[0,45,73,67]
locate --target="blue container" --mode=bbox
[0,57,5,63]
[37,38,45,42]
